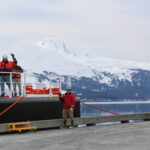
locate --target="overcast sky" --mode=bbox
[0,0,150,62]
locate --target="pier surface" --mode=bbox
[0,121,150,150]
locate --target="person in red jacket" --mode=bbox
[12,61,23,96]
[0,54,16,97]
[59,89,76,128]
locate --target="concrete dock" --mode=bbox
[0,121,150,150]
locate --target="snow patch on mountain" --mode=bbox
[38,38,150,74]
[38,37,89,57]
[0,35,150,86]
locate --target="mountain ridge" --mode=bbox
[0,35,150,100]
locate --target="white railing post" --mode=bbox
[67,75,71,89]
[70,75,72,89]
[49,75,52,97]
[9,72,13,98]
[23,72,26,96]
[59,75,62,91]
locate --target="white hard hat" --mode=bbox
[3,55,8,59]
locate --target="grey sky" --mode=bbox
[0,0,150,62]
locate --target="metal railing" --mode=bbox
[0,72,72,97]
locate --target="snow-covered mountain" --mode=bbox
[1,35,150,100]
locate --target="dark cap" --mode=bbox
[3,55,8,59]
[66,88,71,91]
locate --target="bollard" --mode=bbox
[144,118,150,121]
[121,120,129,124]
[87,123,96,126]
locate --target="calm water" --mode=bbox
[80,101,150,117]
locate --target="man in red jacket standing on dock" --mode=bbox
[59,89,76,129]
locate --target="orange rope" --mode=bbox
[80,101,120,115]
[0,96,26,116]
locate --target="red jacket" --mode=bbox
[0,61,15,69]
[12,65,23,78]
[0,61,16,76]
[62,93,76,109]
[12,69,21,78]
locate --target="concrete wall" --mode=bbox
[1,113,150,133]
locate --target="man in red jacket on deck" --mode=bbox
[0,54,16,97]
[59,89,76,129]
[12,61,23,96]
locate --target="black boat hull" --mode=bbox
[0,97,80,123]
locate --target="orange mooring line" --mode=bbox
[0,96,26,116]
[80,101,120,115]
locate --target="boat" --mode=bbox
[0,72,80,123]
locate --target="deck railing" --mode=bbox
[0,72,72,97]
